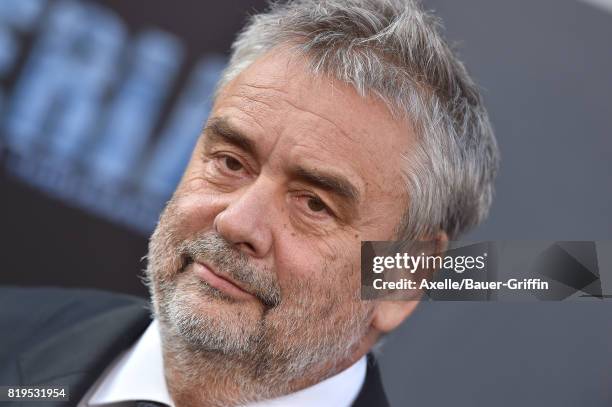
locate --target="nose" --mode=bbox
[213,180,274,258]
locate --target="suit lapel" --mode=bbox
[352,353,390,407]
[18,302,151,402]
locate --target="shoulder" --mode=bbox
[0,285,144,305]
[0,286,148,356]
[0,285,146,321]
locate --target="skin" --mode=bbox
[147,47,435,407]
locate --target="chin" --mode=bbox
[159,272,265,350]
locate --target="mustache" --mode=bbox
[178,232,281,308]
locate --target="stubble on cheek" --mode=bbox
[147,192,209,278]
[145,196,196,319]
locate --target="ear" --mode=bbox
[371,230,450,334]
[429,229,449,254]
[371,299,420,333]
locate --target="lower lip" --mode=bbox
[192,262,256,301]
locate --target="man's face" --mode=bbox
[147,48,413,379]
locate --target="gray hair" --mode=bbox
[216,0,500,240]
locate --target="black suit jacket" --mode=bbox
[0,286,390,407]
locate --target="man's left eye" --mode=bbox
[223,156,243,171]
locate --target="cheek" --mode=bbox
[273,234,362,293]
[165,187,224,240]
[149,193,222,281]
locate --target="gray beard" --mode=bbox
[144,227,372,406]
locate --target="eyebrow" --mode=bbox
[292,166,360,204]
[203,116,361,206]
[203,117,257,157]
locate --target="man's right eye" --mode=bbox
[223,155,243,171]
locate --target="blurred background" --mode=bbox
[0,0,610,406]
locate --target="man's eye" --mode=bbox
[223,156,243,171]
[306,197,328,213]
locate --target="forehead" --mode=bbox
[212,49,414,227]
[219,50,409,143]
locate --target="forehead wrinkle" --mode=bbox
[228,83,290,138]
[226,102,270,141]
[235,84,285,111]
[218,95,279,147]
[229,82,362,166]
[238,76,359,146]
[237,82,292,111]
[280,97,358,145]
[240,81,290,94]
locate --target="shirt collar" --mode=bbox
[86,320,367,407]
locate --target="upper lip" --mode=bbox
[195,259,255,296]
